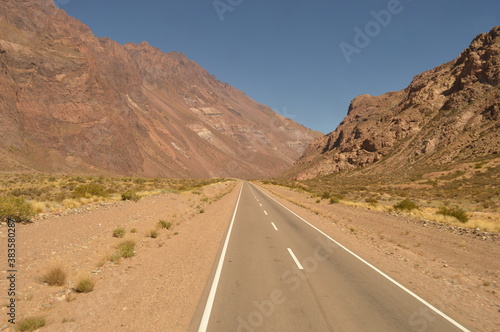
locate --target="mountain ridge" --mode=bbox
[0,0,320,178]
[289,26,500,180]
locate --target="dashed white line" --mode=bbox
[271,222,278,231]
[259,203,262,207]
[264,210,268,215]
[287,248,303,270]
[251,183,471,332]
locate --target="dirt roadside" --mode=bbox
[0,181,241,332]
[257,183,499,332]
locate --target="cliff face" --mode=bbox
[291,26,500,180]
[0,0,320,178]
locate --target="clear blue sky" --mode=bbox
[56,0,499,134]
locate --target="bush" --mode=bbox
[116,240,136,258]
[112,227,126,238]
[148,229,159,238]
[130,228,137,233]
[0,196,35,223]
[18,316,46,331]
[321,192,330,200]
[329,197,339,204]
[42,266,67,286]
[72,183,108,198]
[121,190,140,202]
[393,199,419,211]
[437,206,469,223]
[109,253,121,264]
[365,197,378,204]
[76,276,95,293]
[158,220,172,230]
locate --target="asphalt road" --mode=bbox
[190,182,471,332]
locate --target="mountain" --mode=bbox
[0,0,320,178]
[290,26,500,180]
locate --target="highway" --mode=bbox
[191,182,470,332]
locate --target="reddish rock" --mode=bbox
[290,26,500,180]
[0,0,320,178]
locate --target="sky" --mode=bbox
[55,0,499,134]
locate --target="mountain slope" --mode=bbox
[0,0,320,178]
[290,26,500,180]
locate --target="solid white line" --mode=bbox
[287,248,304,270]
[197,183,244,332]
[264,210,268,215]
[252,184,470,332]
[271,222,278,231]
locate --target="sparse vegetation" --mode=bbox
[437,206,469,223]
[393,199,419,211]
[72,183,108,198]
[0,173,231,216]
[116,240,136,258]
[75,276,95,293]
[41,266,67,286]
[158,220,172,230]
[112,227,126,238]
[18,316,46,331]
[329,197,339,204]
[259,157,499,233]
[121,190,140,202]
[0,196,35,223]
[109,253,121,264]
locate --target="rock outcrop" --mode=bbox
[290,26,500,180]
[0,0,320,178]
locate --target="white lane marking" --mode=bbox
[198,183,244,332]
[259,203,262,207]
[287,248,304,270]
[264,210,268,215]
[251,184,471,332]
[271,222,278,231]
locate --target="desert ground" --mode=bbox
[1,180,498,332]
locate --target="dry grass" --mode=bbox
[262,157,499,233]
[0,173,232,216]
[75,275,95,293]
[148,229,159,238]
[112,227,126,238]
[41,265,67,286]
[116,240,136,258]
[17,316,46,331]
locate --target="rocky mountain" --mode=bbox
[290,26,500,180]
[0,0,320,178]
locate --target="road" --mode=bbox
[190,182,470,332]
